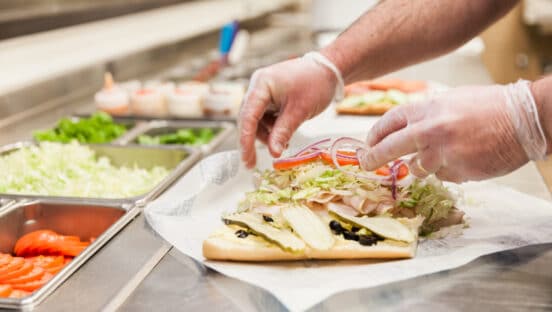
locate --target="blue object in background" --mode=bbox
[219,21,239,56]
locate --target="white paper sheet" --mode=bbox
[145,150,552,311]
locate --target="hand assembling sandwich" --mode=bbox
[203,138,464,261]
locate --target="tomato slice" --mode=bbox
[375,163,409,179]
[25,256,64,269]
[344,81,372,96]
[0,262,33,282]
[396,80,427,93]
[57,242,88,257]
[320,152,360,166]
[14,230,90,257]
[397,163,409,179]
[0,254,13,266]
[273,152,320,170]
[375,165,391,176]
[14,230,58,257]
[45,264,65,275]
[345,79,427,96]
[0,285,12,298]
[0,258,25,277]
[9,290,30,299]
[11,273,52,292]
[3,267,45,285]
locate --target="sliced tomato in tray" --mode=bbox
[0,258,25,277]
[25,256,64,270]
[3,267,45,285]
[0,261,33,283]
[9,290,31,299]
[10,273,53,292]
[14,230,90,257]
[0,285,12,298]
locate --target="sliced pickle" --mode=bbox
[223,213,305,252]
[329,207,415,243]
[281,204,334,250]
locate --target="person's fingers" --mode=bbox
[407,147,442,179]
[256,121,271,145]
[358,127,419,170]
[268,104,309,158]
[259,114,276,133]
[435,169,465,184]
[239,71,272,168]
[365,105,411,147]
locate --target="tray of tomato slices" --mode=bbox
[0,199,137,309]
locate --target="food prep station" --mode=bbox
[1,6,552,312]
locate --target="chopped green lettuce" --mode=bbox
[399,177,455,234]
[33,112,127,144]
[137,128,217,146]
[240,161,379,208]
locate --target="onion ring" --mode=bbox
[329,137,392,184]
[273,150,321,167]
[292,138,331,157]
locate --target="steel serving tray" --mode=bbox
[0,141,201,207]
[119,119,235,156]
[0,199,139,310]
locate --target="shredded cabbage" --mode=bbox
[241,161,381,208]
[243,160,460,235]
[0,142,169,198]
[398,176,455,233]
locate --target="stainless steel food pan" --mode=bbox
[0,200,138,310]
[0,142,201,207]
[119,119,235,155]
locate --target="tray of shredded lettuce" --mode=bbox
[0,142,170,198]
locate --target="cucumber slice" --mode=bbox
[223,213,306,252]
[362,91,387,103]
[329,207,415,243]
[340,95,366,108]
[386,90,408,104]
[282,204,334,250]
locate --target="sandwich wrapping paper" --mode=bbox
[145,150,552,311]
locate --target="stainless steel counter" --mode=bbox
[1,32,551,312]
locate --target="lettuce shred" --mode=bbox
[399,177,455,233]
[241,161,379,208]
[0,142,169,198]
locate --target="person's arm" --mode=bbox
[322,0,519,83]
[239,0,519,168]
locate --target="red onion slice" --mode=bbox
[329,137,392,184]
[292,138,331,157]
[390,160,402,199]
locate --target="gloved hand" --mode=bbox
[358,81,548,183]
[239,55,339,168]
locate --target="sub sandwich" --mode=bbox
[336,79,427,115]
[203,138,464,261]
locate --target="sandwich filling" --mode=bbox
[214,138,463,254]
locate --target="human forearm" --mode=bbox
[531,75,552,153]
[322,0,518,83]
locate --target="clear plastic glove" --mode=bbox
[358,81,547,183]
[239,56,338,168]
